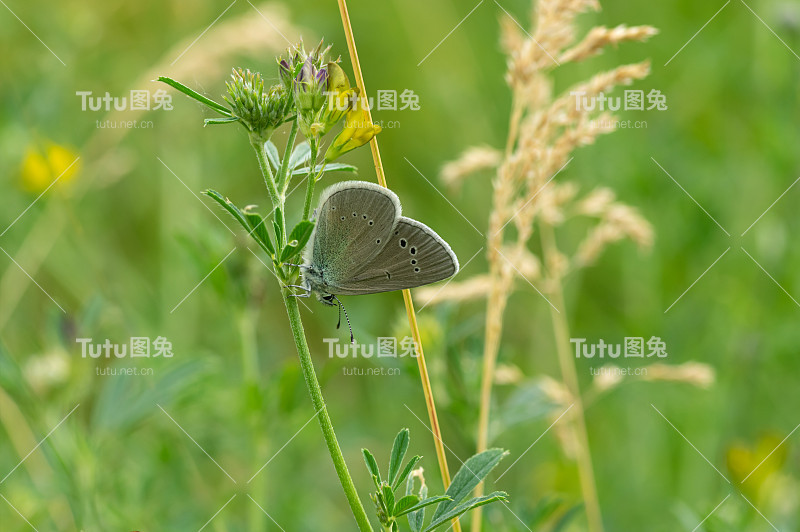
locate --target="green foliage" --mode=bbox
[364,429,508,531]
[156,75,232,116]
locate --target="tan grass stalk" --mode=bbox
[336,3,461,531]
[540,221,603,531]
[559,25,659,63]
[441,146,502,188]
[469,2,656,531]
[415,275,493,306]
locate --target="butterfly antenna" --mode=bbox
[333,295,354,344]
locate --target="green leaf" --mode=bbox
[424,492,508,531]
[392,495,420,516]
[204,189,250,233]
[290,162,357,176]
[407,483,427,532]
[393,455,421,491]
[288,220,315,244]
[288,141,311,170]
[363,449,382,484]
[496,378,563,434]
[382,484,395,515]
[204,191,275,256]
[280,220,314,262]
[430,449,507,523]
[204,116,239,126]
[157,76,231,116]
[265,140,281,170]
[272,208,283,246]
[388,428,410,486]
[243,211,275,256]
[396,495,450,517]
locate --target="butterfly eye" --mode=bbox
[376,239,381,244]
[368,220,374,226]
[410,247,417,255]
[410,259,417,265]
[352,212,357,217]
[399,239,407,248]
[414,267,420,273]
[340,216,345,220]
[363,214,367,219]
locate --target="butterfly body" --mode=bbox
[301,181,459,302]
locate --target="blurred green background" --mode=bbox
[1,0,799,530]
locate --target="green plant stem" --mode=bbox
[277,120,299,195]
[281,289,374,531]
[540,222,604,532]
[251,135,285,242]
[302,138,319,221]
[249,138,373,531]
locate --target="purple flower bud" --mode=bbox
[297,56,314,88]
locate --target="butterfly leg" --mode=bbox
[285,284,311,298]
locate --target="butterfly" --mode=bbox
[293,181,459,338]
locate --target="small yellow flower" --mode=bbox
[310,62,358,138]
[19,141,80,193]
[324,105,382,162]
[726,433,786,500]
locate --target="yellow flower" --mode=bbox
[19,142,80,193]
[324,105,382,161]
[310,62,358,138]
[726,433,786,500]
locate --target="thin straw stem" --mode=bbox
[335,3,460,531]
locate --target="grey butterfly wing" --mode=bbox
[304,181,400,290]
[331,216,459,295]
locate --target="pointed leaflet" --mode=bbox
[382,484,395,515]
[204,190,254,238]
[430,448,507,522]
[393,495,420,516]
[157,76,231,116]
[362,448,382,484]
[396,495,450,517]
[424,492,509,531]
[264,140,281,170]
[393,455,421,491]
[290,162,357,176]
[205,190,275,256]
[204,117,239,126]
[388,428,410,485]
[272,207,284,247]
[243,211,275,256]
[407,483,428,532]
[280,220,314,262]
[288,141,311,170]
